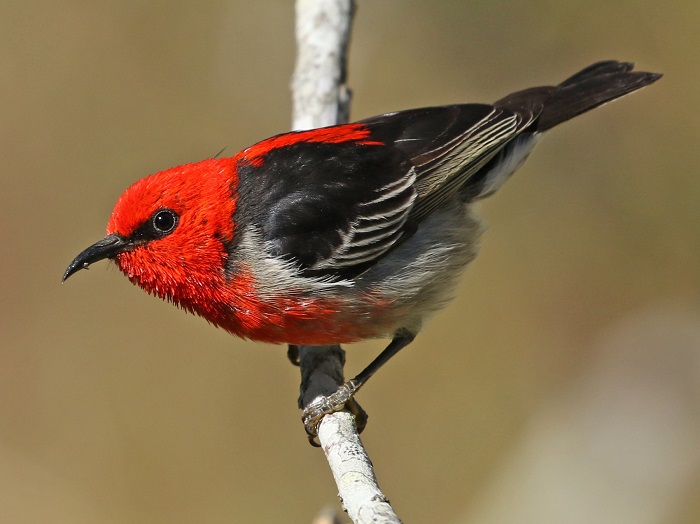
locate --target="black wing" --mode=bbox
[360,104,536,222]
[232,104,531,280]
[233,139,417,279]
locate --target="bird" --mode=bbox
[63,60,660,436]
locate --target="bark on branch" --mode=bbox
[291,1,402,523]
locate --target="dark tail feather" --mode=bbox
[496,61,662,132]
[557,60,635,87]
[538,62,662,131]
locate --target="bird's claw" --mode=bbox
[302,379,367,446]
[302,379,358,438]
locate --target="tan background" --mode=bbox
[1,1,698,522]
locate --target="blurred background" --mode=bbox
[1,1,698,522]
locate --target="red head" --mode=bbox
[63,157,240,320]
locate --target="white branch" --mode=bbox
[292,0,354,131]
[318,413,402,523]
[291,2,402,523]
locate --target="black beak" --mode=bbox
[62,233,131,283]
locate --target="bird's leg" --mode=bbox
[301,330,415,440]
[293,344,366,446]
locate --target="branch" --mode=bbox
[291,2,402,523]
[292,0,353,131]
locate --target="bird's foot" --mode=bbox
[302,379,368,446]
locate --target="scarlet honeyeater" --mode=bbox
[64,61,660,433]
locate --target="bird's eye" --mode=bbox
[152,209,179,235]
